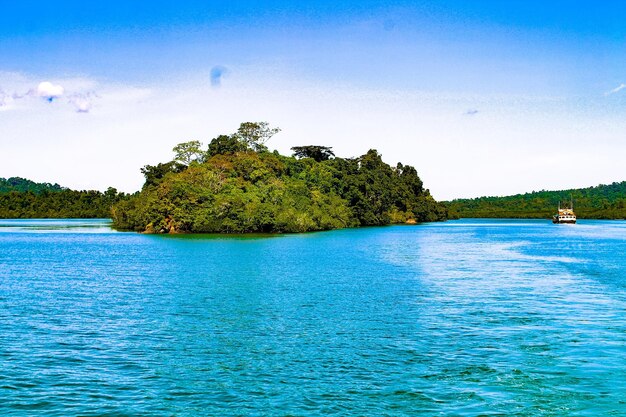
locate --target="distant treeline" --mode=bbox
[112,122,448,233]
[0,177,64,193]
[0,178,128,218]
[447,182,626,219]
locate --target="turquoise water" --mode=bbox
[1,219,626,416]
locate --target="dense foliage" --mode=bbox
[0,177,64,193]
[448,182,626,219]
[112,122,447,233]
[0,178,127,218]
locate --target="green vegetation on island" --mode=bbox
[0,178,127,219]
[448,182,626,220]
[112,122,448,233]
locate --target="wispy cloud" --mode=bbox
[0,88,29,110]
[68,92,97,113]
[605,83,626,96]
[0,77,99,113]
[0,89,11,110]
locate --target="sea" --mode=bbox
[1,218,625,416]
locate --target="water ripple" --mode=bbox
[1,219,626,415]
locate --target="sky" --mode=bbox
[1,0,625,200]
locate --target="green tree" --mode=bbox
[207,134,247,156]
[173,140,205,165]
[233,122,281,152]
[140,161,186,188]
[291,145,335,162]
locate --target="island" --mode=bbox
[112,122,448,233]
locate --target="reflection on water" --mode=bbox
[1,218,626,415]
[0,218,114,233]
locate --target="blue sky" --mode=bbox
[1,1,625,199]
[4,0,625,91]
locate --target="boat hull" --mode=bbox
[552,218,576,224]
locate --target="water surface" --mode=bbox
[1,219,625,415]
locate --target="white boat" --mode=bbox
[552,200,576,224]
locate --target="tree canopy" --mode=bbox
[232,121,281,153]
[0,177,64,193]
[207,134,247,157]
[172,140,204,165]
[140,161,186,188]
[0,182,128,219]
[291,145,335,162]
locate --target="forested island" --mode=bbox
[448,182,626,220]
[112,122,448,233]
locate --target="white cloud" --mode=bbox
[37,81,65,101]
[605,83,626,96]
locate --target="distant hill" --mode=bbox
[447,182,626,220]
[0,177,65,193]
